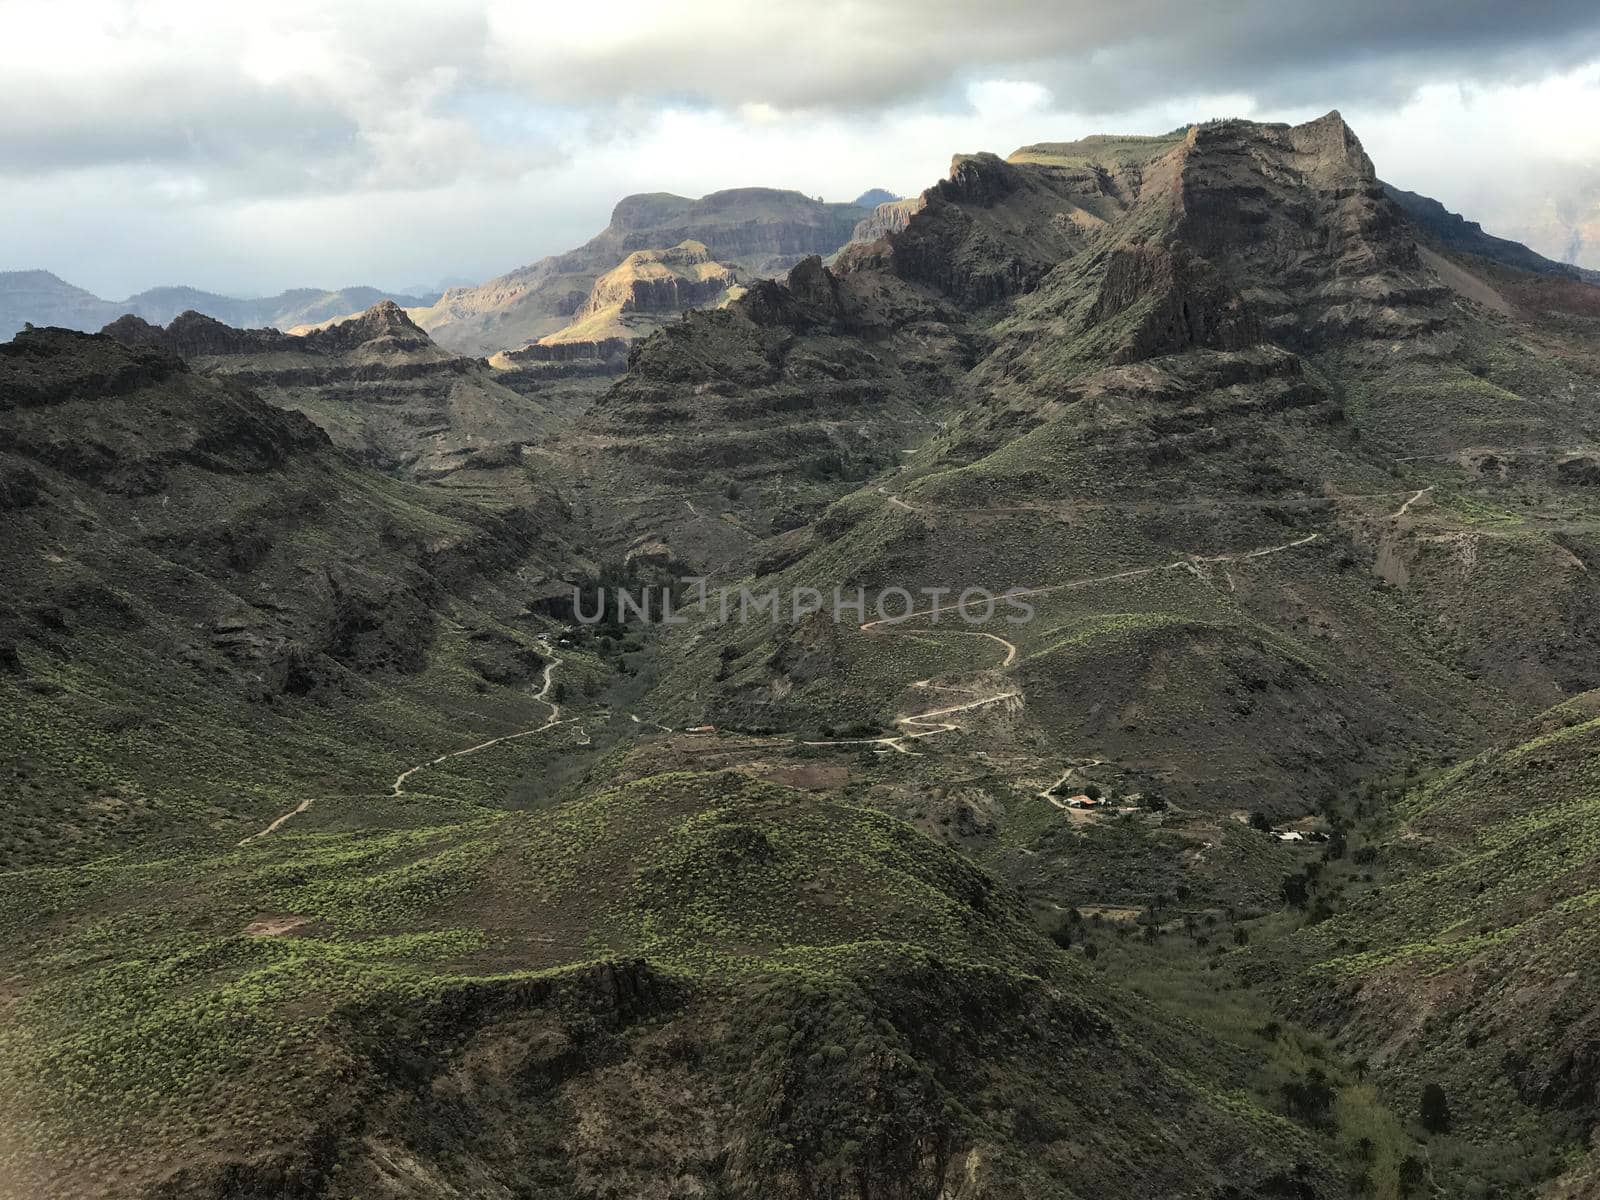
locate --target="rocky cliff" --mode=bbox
[846,196,926,246]
[573,241,736,321]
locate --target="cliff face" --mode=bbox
[410,188,873,357]
[573,241,737,321]
[841,137,1183,309]
[595,187,865,268]
[846,196,925,245]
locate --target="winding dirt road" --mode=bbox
[804,522,1324,758]
[237,799,313,847]
[238,642,570,846]
[1391,486,1433,519]
[389,652,568,797]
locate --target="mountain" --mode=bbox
[576,110,1600,1196]
[0,269,114,334]
[0,269,436,342]
[0,325,1342,1200]
[655,113,1600,812]
[409,187,875,357]
[851,187,900,207]
[0,325,579,857]
[515,239,745,360]
[99,302,570,487]
[8,110,1600,1199]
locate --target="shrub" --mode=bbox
[1419,1081,1451,1134]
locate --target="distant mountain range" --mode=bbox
[407,186,885,356]
[0,269,437,342]
[3,185,900,363]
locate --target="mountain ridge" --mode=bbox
[99,302,568,484]
[0,269,437,343]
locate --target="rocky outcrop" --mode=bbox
[497,338,629,365]
[738,256,847,329]
[0,326,190,409]
[1,328,326,487]
[862,150,1120,307]
[301,299,434,354]
[1173,113,1452,348]
[1557,454,1600,485]
[575,242,736,320]
[138,311,298,357]
[1089,244,1261,360]
[105,302,435,360]
[848,196,925,246]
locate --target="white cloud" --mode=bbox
[967,80,1052,119]
[1351,66,1600,263]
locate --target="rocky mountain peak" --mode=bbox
[1287,108,1376,180]
[97,314,166,347]
[305,300,433,354]
[941,152,1023,207]
[356,298,423,333]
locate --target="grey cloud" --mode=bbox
[490,0,1600,113]
[0,72,360,180]
[11,1,1599,192]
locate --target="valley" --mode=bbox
[5,109,1600,1200]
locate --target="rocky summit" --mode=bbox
[6,101,1600,1200]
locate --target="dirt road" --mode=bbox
[238,643,569,845]
[805,526,1322,758]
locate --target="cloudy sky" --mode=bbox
[6,0,1600,298]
